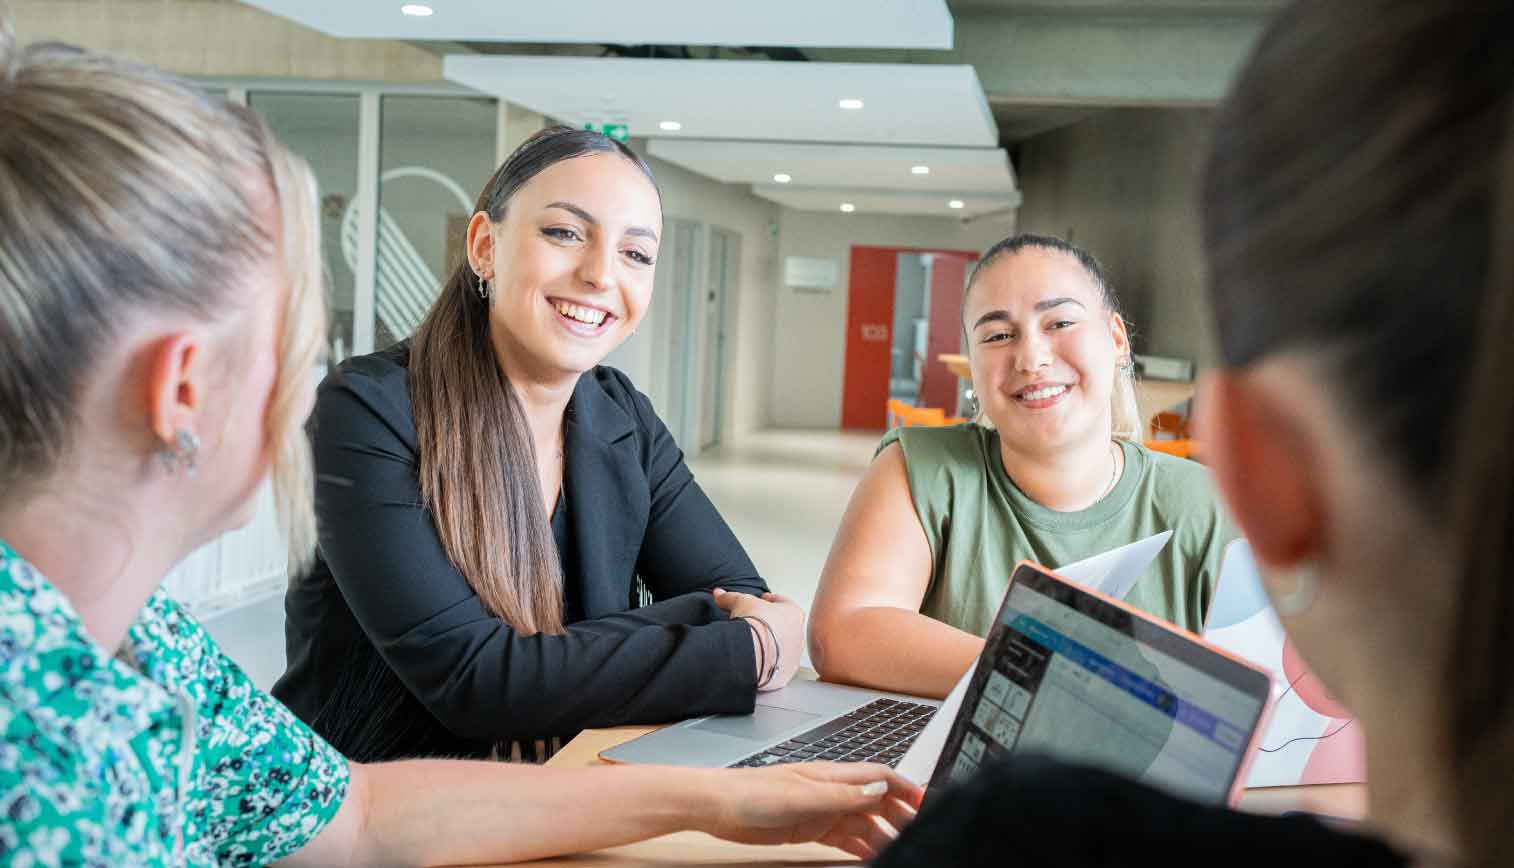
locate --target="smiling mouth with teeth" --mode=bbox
[1017,385,1068,401]
[551,298,610,327]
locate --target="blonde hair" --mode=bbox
[0,21,326,570]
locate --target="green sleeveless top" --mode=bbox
[878,425,1235,637]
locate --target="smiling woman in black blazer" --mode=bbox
[273,127,804,763]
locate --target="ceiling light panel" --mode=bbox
[446,57,997,147]
[240,0,953,48]
[753,186,1021,218]
[647,140,1016,193]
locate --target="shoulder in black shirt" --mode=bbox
[876,756,1406,868]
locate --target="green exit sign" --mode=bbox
[584,122,629,142]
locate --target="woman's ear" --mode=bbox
[1110,313,1132,364]
[466,211,495,277]
[144,332,201,447]
[1196,370,1326,570]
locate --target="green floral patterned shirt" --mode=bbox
[0,539,349,866]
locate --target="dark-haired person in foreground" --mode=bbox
[0,28,917,865]
[809,234,1235,699]
[875,1,1513,866]
[273,125,805,763]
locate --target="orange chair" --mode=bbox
[1150,410,1192,440]
[887,399,967,428]
[886,399,912,428]
[1143,439,1202,461]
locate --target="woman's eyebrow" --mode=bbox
[972,309,1012,329]
[971,297,1086,329]
[545,201,658,243]
[1034,296,1086,313]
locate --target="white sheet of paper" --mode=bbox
[893,532,1174,785]
[1054,530,1173,600]
[896,665,973,784]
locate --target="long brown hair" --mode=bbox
[1203,2,1514,864]
[408,126,656,636]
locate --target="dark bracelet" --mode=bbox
[740,616,767,688]
[743,615,781,689]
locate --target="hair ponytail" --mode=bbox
[410,262,565,635]
[1110,362,1141,441]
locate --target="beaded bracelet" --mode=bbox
[743,615,781,689]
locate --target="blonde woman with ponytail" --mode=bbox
[0,27,919,866]
[810,235,1236,699]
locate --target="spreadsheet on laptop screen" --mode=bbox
[931,570,1267,805]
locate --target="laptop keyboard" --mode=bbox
[728,698,936,769]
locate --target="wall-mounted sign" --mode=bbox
[583,122,629,142]
[785,256,839,290]
[860,323,890,342]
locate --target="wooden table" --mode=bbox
[937,353,971,381]
[496,725,1367,866]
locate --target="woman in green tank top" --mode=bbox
[808,235,1236,699]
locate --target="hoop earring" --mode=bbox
[1270,562,1319,617]
[158,430,200,476]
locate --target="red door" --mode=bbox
[840,247,977,429]
[840,248,898,430]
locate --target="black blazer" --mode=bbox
[272,343,766,761]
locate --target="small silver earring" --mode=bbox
[158,430,200,476]
[477,275,491,300]
[1271,562,1319,617]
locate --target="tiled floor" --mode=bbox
[205,429,881,690]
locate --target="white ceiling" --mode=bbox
[753,184,1017,218]
[646,140,1016,194]
[443,56,999,147]
[752,185,1020,219]
[239,0,954,48]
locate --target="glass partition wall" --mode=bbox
[163,84,499,617]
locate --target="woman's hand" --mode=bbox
[697,762,923,861]
[713,589,806,690]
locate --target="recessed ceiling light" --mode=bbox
[773,173,792,184]
[838,98,864,110]
[911,165,931,175]
[658,120,682,132]
[948,199,965,209]
[840,203,856,213]
[400,3,434,16]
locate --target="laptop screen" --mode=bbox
[927,563,1271,805]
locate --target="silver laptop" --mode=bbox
[608,561,1272,810]
[600,678,942,768]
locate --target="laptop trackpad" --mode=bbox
[690,706,820,743]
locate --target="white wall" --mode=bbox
[605,145,783,447]
[770,208,1014,429]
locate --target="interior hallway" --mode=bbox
[205,429,884,690]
